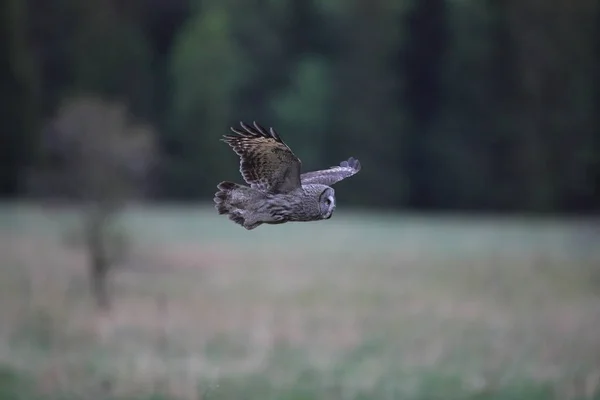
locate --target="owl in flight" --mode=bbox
[214,122,361,230]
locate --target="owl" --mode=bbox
[214,121,361,230]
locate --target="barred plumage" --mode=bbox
[215,121,361,230]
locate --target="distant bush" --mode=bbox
[28,95,157,310]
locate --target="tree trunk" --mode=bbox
[90,253,110,310]
[86,205,113,310]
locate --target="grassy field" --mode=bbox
[0,202,599,399]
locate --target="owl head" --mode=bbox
[318,187,336,219]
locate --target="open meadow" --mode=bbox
[0,202,599,399]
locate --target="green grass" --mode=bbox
[0,202,599,399]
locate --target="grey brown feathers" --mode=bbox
[222,122,302,194]
[216,121,362,229]
[300,157,362,186]
[214,181,237,215]
[214,181,246,226]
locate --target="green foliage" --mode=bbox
[167,4,246,197]
[2,0,41,194]
[169,6,243,123]
[69,3,154,118]
[270,55,333,167]
[328,0,408,206]
[0,366,34,400]
[0,364,596,400]
[2,0,599,210]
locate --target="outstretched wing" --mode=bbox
[222,121,302,193]
[300,157,361,186]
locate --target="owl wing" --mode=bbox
[222,121,303,193]
[300,157,361,186]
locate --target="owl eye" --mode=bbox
[324,198,331,205]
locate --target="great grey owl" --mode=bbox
[214,121,361,230]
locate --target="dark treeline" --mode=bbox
[2,0,599,212]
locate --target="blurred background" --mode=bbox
[1,0,600,399]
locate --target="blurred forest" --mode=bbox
[2,0,599,212]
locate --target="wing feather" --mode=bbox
[222,122,302,193]
[300,157,362,186]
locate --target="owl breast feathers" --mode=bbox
[214,121,361,230]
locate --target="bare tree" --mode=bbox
[34,95,157,309]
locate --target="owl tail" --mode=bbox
[214,181,247,227]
